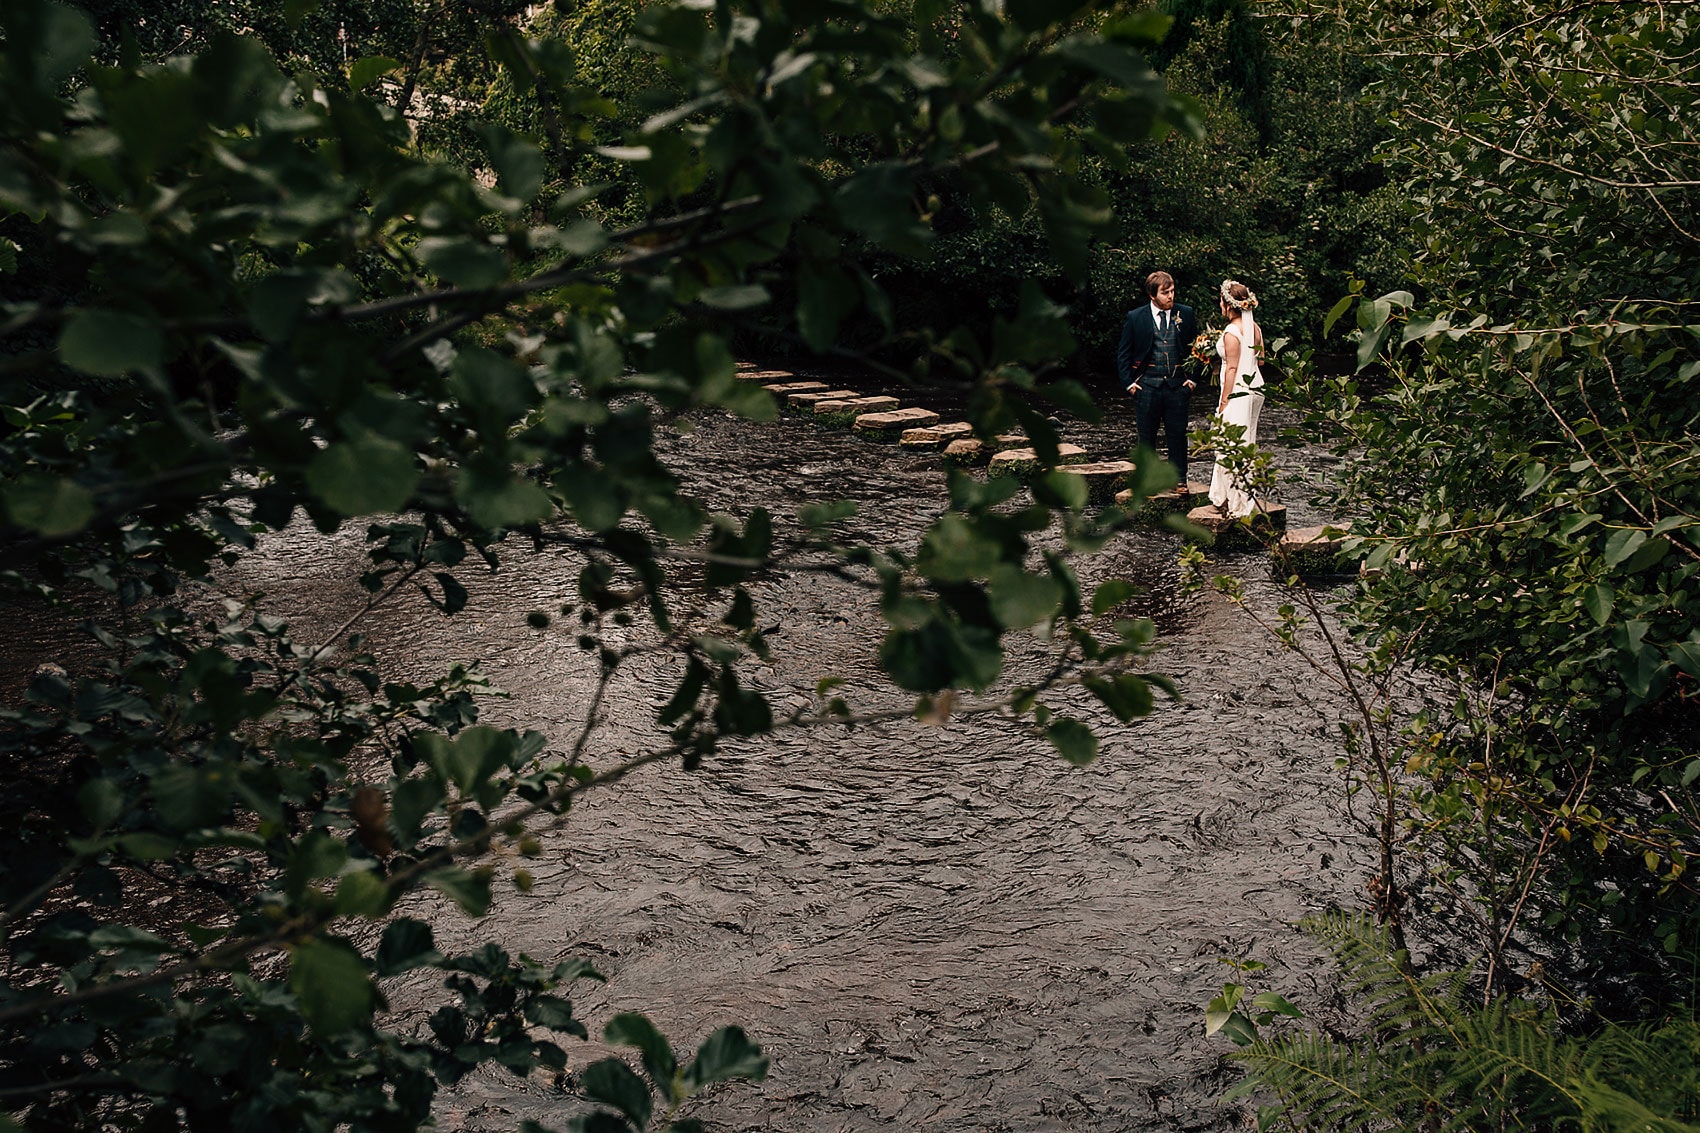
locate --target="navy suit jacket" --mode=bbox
[1116,303,1198,392]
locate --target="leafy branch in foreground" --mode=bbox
[0,0,1194,1128]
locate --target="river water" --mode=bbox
[16,368,1376,1131]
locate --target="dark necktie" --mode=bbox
[1160,312,1169,334]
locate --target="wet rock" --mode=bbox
[854,407,942,441]
[942,437,988,467]
[813,396,901,428]
[1272,524,1356,577]
[1185,501,1288,546]
[1115,483,1209,519]
[899,421,973,451]
[786,389,859,413]
[987,444,1088,481]
[1059,460,1136,503]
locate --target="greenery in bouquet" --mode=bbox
[1189,325,1221,368]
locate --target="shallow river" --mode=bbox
[213,370,1373,1131]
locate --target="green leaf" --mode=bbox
[1086,673,1153,723]
[77,777,125,828]
[1219,1010,1258,1045]
[473,121,545,203]
[1667,640,1700,681]
[987,564,1063,629]
[14,1,96,89]
[334,868,394,918]
[348,54,400,90]
[432,572,468,615]
[1355,322,1392,372]
[1248,991,1303,1018]
[304,435,419,517]
[878,616,1004,693]
[1205,983,1245,1035]
[450,346,537,429]
[2,474,95,537]
[88,924,172,953]
[835,163,928,253]
[697,284,770,310]
[418,236,507,290]
[918,514,1003,583]
[1035,468,1089,512]
[1045,718,1099,765]
[457,464,554,529]
[376,917,444,976]
[58,308,162,376]
[605,1013,679,1100]
[556,465,626,532]
[426,867,492,916]
[525,994,587,1039]
[289,937,377,1034]
[1036,378,1101,422]
[683,1026,769,1090]
[1584,583,1614,626]
[581,1058,652,1128]
[416,726,515,795]
[1091,580,1136,615]
[1603,528,1647,568]
[151,762,235,830]
[391,775,445,843]
[284,829,348,898]
[796,263,858,352]
[117,832,178,860]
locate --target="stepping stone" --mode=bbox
[900,421,974,451]
[786,388,858,412]
[991,432,1030,452]
[1059,460,1137,503]
[1185,501,1288,545]
[813,395,900,427]
[987,444,1088,480]
[942,438,989,467]
[1115,482,1208,516]
[764,381,829,398]
[736,368,797,382]
[1272,524,1355,576]
[854,406,941,441]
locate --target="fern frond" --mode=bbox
[1233,1029,1432,1131]
[1232,917,1700,1133]
[1299,911,1472,1040]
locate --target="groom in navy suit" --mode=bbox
[1116,270,1199,488]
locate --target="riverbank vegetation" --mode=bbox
[0,0,1695,1130]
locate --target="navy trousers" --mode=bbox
[1134,381,1191,484]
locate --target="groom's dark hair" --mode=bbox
[1145,270,1174,297]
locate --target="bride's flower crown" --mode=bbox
[1220,279,1259,312]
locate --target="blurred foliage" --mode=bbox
[0,0,1187,1128]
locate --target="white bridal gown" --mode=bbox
[1208,323,1267,518]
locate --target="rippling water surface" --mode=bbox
[8,370,1373,1131]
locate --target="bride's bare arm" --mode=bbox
[1218,332,1239,413]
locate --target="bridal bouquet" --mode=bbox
[1189,324,1221,368]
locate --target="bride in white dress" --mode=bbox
[1208,279,1267,518]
